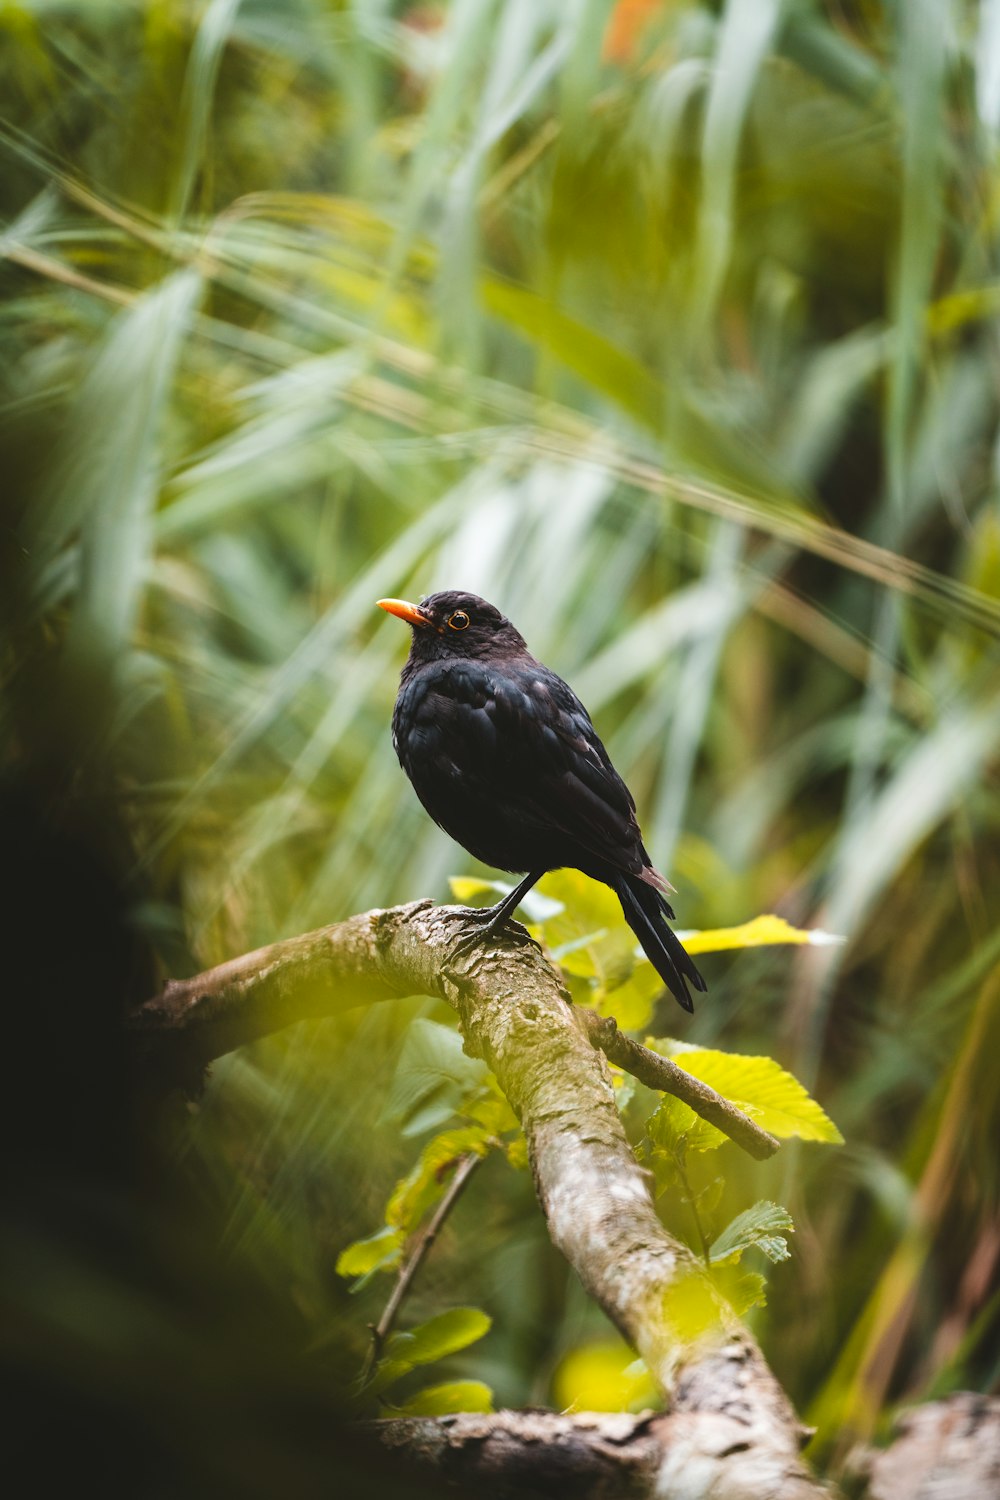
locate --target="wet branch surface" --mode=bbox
[130,900,826,1499]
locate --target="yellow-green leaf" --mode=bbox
[552,1338,659,1413]
[363,1353,415,1399]
[481,276,664,432]
[679,914,845,954]
[389,1380,494,1416]
[709,1262,768,1315]
[388,1306,491,1367]
[536,869,638,988]
[504,1133,529,1170]
[647,1092,727,1155]
[650,1042,843,1144]
[335,1225,403,1279]
[465,1083,519,1136]
[662,1268,728,1341]
[596,957,663,1030]
[448,876,505,904]
[386,1126,492,1234]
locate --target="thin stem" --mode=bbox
[675,1152,712,1266]
[361,1150,483,1386]
[578,1010,780,1161]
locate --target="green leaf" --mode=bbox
[387,1306,492,1367]
[448,876,505,904]
[709,1263,769,1316]
[365,1309,491,1400]
[595,956,664,1030]
[335,1226,404,1279]
[681,914,845,954]
[481,275,665,432]
[388,1380,494,1416]
[552,1339,659,1413]
[464,1085,519,1136]
[709,1201,794,1266]
[649,1042,844,1144]
[382,1018,488,1136]
[448,876,563,924]
[536,869,638,989]
[504,1134,529,1170]
[647,1093,727,1156]
[363,1354,416,1399]
[386,1126,492,1235]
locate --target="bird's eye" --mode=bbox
[448,610,470,631]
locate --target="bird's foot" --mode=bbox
[442,905,540,964]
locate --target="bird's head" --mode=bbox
[377,590,527,663]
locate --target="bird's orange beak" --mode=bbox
[377,597,433,629]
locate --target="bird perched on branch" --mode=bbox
[378,591,705,1013]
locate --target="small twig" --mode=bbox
[578,1011,780,1161]
[361,1151,483,1385]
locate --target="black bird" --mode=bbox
[378,591,706,1012]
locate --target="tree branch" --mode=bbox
[375,1409,757,1498]
[131,905,773,1155]
[131,900,827,1498]
[577,1010,780,1160]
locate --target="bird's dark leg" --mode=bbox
[448,869,545,959]
[475,869,545,935]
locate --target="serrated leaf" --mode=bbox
[388,1379,494,1416]
[709,1201,794,1266]
[647,1041,843,1144]
[679,914,846,954]
[647,1092,727,1155]
[647,1149,679,1198]
[335,1225,403,1279]
[389,1306,491,1367]
[386,1126,492,1235]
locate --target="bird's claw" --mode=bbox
[443,906,540,963]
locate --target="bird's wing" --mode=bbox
[416,660,654,880]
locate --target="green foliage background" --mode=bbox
[2,0,999,1484]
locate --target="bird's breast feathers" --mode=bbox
[394,659,641,847]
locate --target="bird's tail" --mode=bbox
[613,873,706,1014]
